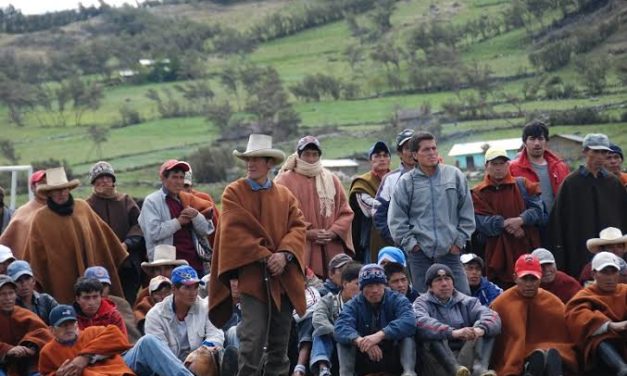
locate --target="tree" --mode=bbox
[187,145,234,183]
[205,102,234,132]
[87,125,109,159]
[0,139,19,164]
[67,78,103,126]
[576,56,609,95]
[529,41,572,72]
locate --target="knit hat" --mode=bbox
[609,144,624,160]
[89,161,116,184]
[377,246,407,267]
[358,264,387,290]
[425,263,454,287]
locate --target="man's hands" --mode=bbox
[354,331,386,361]
[266,253,288,277]
[178,206,200,226]
[306,229,337,245]
[609,320,627,332]
[451,327,485,341]
[56,355,90,376]
[449,244,461,255]
[504,217,525,238]
[6,345,34,358]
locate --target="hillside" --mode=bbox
[0,0,625,202]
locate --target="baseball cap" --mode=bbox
[582,133,611,151]
[609,144,624,160]
[149,275,172,293]
[460,253,484,268]
[485,147,510,163]
[0,245,15,264]
[425,263,454,287]
[514,254,542,279]
[49,305,77,327]
[531,248,555,265]
[171,265,205,286]
[0,275,16,290]
[29,170,46,186]
[84,266,111,285]
[591,251,621,272]
[159,159,191,178]
[328,253,352,271]
[296,135,321,152]
[368,141,390,159]
[396,129,414,148]
[7,260,33,281]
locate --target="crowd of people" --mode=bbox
[0,120,626,376]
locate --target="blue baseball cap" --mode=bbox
[7,260,33,282]
[49,305,77,327]
[84,266,111,285]
[368,141,390,159]
[171,265,205,286]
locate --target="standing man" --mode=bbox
[472,147,546,286]
[349,141,391,264]
[549,133,627,277]
[209,134,307,376]
[0,187,13,237]
[509,120,570,213]
[86,161,144,304]
[374,129,416,245]
[606,144,627,186]
[139,159,216,276]
[23,167,129,304]
[276,135,354,278]
[389,131,475,295]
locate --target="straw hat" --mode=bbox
[233,134,285,164]
[141,244,188,273]
[586,227,627,253]
[36,167,80,193]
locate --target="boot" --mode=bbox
[598,341,627,376]
[523,349,546,376]
[544,348,563,376]
[471,337,496,376]
[430,341,462,375]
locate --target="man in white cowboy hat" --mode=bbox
[548,133,627,277]
[275,135,355,278]
[23,167,129,304]
[580,227,627,285]
[209,133,307,376]
[139,159,216,277]
[86,161,144,304]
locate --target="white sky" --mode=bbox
[0,0,137,15]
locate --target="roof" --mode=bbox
[553,134,584,143]
[321,159,359,168]
[448,138,522,157]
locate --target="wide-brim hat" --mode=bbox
[36,167,80,193]
[233,134,285,164]
[141,244,189,273]
[586,227,627,253]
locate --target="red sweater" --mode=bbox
[75,298,127,338]
[509,149,570,195]
[540,271,582,304]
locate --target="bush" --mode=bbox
[529,41,572,72]
[115,104,142,128]
[548,107,609,126]
[187,145,235,183]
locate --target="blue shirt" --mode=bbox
[245,178,272,191]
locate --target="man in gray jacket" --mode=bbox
[414,264,501,376]
[389,131,475,294]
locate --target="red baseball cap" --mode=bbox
[159,160,190,178]
[29,170,46,186]
[514,254,542,279]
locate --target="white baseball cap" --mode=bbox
[0,245,15,264]
[591,251,621,272]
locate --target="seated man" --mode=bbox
[0,275,52,376]
[383,262,419,303]
[134,276,172,334]
[414,263,501,376]
[490,254,579,376]
[0,246,15,275]
[565,252,627,375]
[460,254,502,306]
[7,260,58,325]
[145,265,236,375]
[39,304,195,376]
[311,262,362,376]
[73,277,127,337]
[134,244,188,308]
[318,253,354,297]
[581,227,627,286]
[530,248,581,303]
[334,264,417,376]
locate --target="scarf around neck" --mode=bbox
[92,185,118,199]
[277,153,336,217]
[47,194,74,216]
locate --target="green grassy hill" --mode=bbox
[1,0,626,204]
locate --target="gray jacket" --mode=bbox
[312,292,344,337]
[413,290,501,341]
[138,188,214,260]
[388,164,475,258]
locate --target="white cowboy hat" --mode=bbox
[36,167,80,193]
[141,244,188,273]
[586,227,627,253]
[232,134,285,164]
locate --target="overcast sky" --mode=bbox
[0,0,137,15]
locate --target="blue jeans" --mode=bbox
[309,334,335,370]
[407,251,470,295]
[338,337,417,376]
[123,334,193,376]
[225,325,240,349]
[0,367,38,376]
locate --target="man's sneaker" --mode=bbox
[524,349,546,376]
[318,366,332,376]
[220,345,239,376]
[544,348,563,376]
[455,366,471,376]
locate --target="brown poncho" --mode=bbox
[209,179,306,327]
[275,170,354,277]
[565,283,627,370]
[490,287,579,376]
[0,306,53,376]
[86,192,143,242]
[0,198,45,259]
[349,171,387,263]
[23,199,129,304]
[472,174,542,285]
